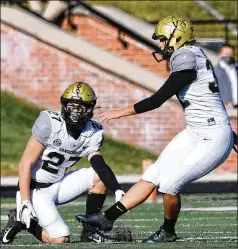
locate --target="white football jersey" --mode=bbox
[170,46,230,127]
[31,110,103,183]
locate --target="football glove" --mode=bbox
[19,200,37,229]
[115,190,125,202]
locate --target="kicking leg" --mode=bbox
[75,179,156,231]
[103,179,156,222]
[120,179,156,209]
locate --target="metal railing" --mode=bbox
[5,1,237,53]
[11,0,161,52]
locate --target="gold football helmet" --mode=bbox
[152,15,196,63]
[61,82,97,132]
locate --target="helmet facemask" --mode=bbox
[61,100,95,127]
[60,82,97,139]
[152,35,175,63]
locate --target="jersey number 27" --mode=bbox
[42,152,80,174]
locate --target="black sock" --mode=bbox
[27,219,43,242]
[104,202,127,222]
[86,192,107,214]
[162,217,177,233]
[14,221,26,232]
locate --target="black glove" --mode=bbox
[232,131,238,153]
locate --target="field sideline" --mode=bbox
[1,193,237,248]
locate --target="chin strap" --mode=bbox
[233,131,238,153]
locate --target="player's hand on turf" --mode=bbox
[115,190,125,202]
[99,110,122,123]
[19,200,37,229]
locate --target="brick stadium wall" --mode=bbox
[61,15,170,78]
[1,21,237,173]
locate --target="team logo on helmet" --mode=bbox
[152,15,195,63]
[53,139,62,146]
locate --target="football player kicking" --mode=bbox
[76,16,238,243]
[1,82,125,244]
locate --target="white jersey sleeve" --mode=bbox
[170,48,197,72]
[32,111,52,145]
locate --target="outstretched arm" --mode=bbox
[100,70,197,123]
[100,105,136,123]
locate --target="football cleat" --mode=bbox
[0,209,20,244]
[80,223,97,242]
[80,225,132,243]
[81,229,112,243]
[142,226,177,243]
[76,212,113,231]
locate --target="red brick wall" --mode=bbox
[1,22,237,173]
[61,15,169,78]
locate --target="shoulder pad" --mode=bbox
[170,47,197,72]
[81,120,103,138]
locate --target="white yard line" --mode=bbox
[16,231,236,238]
[118,216,236,222]
[1,215,8,221]
[63,216,236,222]
[177,236,237,241]
[182,206,237,211]
[123,224,237,228]
[132,217,234,222]
[3,236,237,246]
[0,245,56,247]
[126,206,237,215]
[65,217,235,222]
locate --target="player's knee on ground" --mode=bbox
[42,221,70,243]
[48,236,69,244]
[42,231,69,244]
